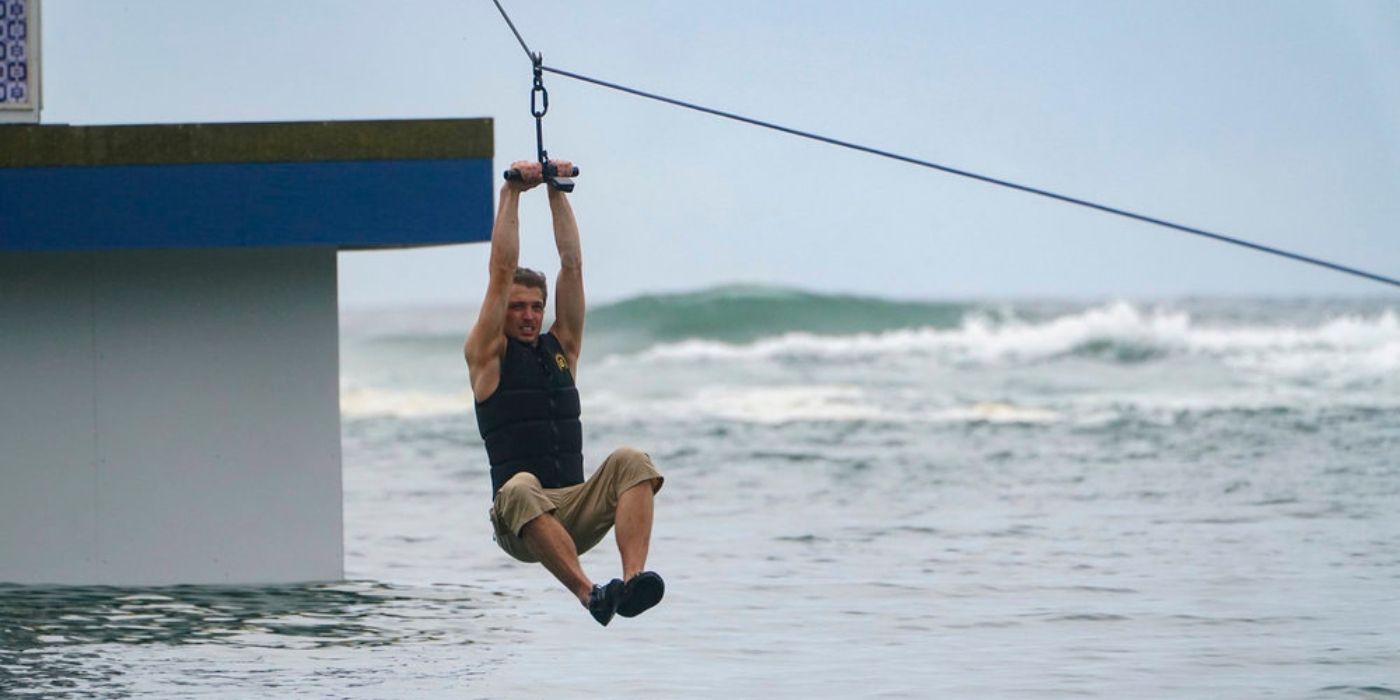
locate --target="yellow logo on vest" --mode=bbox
[555,353,569,371]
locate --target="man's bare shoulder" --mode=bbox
[465,328,507,402]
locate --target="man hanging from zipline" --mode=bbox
[464,159,665,626]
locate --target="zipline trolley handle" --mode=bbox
[503,52,579,192]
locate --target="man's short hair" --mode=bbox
[514,267,548,304]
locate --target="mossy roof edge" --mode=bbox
[0,118,493,168]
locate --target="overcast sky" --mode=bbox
[40,0,1400,306]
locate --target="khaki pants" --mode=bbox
[489,447,664,563]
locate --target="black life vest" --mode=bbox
[475,332,584,494]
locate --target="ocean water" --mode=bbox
[4,288,1398,698]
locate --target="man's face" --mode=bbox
[505,284,545,344]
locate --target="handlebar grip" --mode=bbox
[503,165,580,181]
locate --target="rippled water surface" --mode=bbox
[3,293,1398,698]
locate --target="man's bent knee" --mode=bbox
[494,472,552,538]
[497,472,544,504]
[608,446,649,465]
[602,446,664,495]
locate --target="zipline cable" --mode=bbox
[490,2,1400,291]
[490,0,534,63]
[544,68,1400,290]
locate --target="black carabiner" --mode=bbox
[530,54,548,119]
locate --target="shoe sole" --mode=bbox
[617,572,664,618]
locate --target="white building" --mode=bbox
[0,117,494,584]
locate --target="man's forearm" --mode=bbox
[548,188,582,270]
[546,187,585,356]
[491,185,522,274]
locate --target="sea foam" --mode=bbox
[614,302,1400,377]
[340,385,473,419]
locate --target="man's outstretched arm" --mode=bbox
[547,177,584,372]
[465,166,536,400]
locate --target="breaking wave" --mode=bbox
[602,293,1398,376]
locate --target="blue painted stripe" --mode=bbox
[0,158,493,251]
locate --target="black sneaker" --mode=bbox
[588,578,624,626]
[616,571,665,618]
